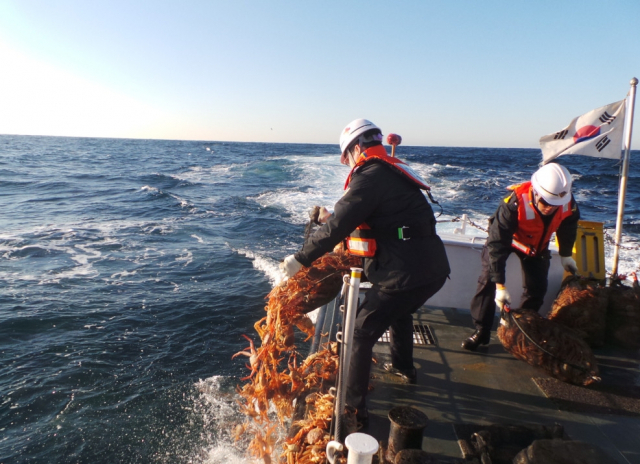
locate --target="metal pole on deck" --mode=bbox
[611,77,638,277]
[333,267,362,443]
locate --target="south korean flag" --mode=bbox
[539,99,626,163]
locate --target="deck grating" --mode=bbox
[378,323,436,345]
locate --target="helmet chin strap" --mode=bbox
[347,145,362,168]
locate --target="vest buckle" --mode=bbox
[398,226,410,240]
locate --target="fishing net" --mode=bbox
[271,250,362,316]
[497,308,599,386]
[235,246,361,464]
[547,275,608,347]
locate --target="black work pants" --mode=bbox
[469,245,550,332]
[345,276,447,413]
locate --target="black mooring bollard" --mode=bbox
[386,406,429,461]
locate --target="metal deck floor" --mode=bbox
[363,305,640,463]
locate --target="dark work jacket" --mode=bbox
[295,160,450,292]
[486,192,580,284]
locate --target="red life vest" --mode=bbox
[344,145,430,257]
[509,181,573,256]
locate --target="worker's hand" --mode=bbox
[561,256,578,274]
[318,207,331,224]
[495,285,511,310]
[309,206,332,225]
[280,254,303,278]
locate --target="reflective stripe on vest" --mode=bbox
[521,193,536,220]
[346,224,377,257]
[511,238,535,256]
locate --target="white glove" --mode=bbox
[561,256,578,274]
[280,254,303,278]
[495,286,511,310]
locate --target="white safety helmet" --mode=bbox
[339,119,381,163]
[531,163,572,206]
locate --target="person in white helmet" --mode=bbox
[462,163,580,351]
[281,119,450,425]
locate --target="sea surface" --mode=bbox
[1,135,639,463]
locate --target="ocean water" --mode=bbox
[1,135,639,463]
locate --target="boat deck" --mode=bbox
[361,305,640,463]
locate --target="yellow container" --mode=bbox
[559,220,606,280]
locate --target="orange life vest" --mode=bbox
[509,181,573,256]
[344,145,431,191]
[344,145,431,257]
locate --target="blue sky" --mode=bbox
[1,1,638,148]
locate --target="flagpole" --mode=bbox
[611,77,638,278]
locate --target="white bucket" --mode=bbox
[326,433,379,464]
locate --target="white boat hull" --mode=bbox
[429,232,565,315]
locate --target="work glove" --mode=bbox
[318,206,331,224]
[561,256,578,274]
[280,254,303,278]
[495,286,511,310]
[309,206,332,224]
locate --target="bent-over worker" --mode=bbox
[462,163,580,351]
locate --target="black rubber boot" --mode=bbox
[461,329,491,351]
